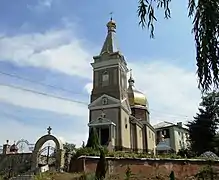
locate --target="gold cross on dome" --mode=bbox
[109,12,113,20]
[129,69,133,77]
[47,126,52,135]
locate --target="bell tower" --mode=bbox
[88,18,131,150]
[90,19,128,102]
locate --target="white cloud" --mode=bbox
[0,84,88,118]
[27,0,54,12]
[0,25,92,146]
[84,83,93,94]
[40,0,53,7]
[128,61,201,125]
[0,117,88,148]
[0,28,93,79]
[0,84,89,146]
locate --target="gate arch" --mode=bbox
[31,132,65,172]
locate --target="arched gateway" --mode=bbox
[31,127,65,172]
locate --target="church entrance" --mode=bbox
[100,127,109,145]
[88,111,116,150]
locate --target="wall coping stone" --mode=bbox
[78,155,219,163]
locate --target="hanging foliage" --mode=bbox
[138,0,219,92]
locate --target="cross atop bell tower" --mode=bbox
[110,12,113,21]
[100,16,120,55]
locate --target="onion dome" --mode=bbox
[127,69,148,108]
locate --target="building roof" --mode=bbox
[153,121,175,129]
[100,19,119,55]
[153,121,188,130]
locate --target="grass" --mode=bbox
[34,172,84,180]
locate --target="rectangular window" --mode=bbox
[179,140,182,148]
[102,74,109,81]
[156,131,160,137]
[163,130,166,135]
[164,129,170,138]
[102,72,109,86]
[111,127,115,138]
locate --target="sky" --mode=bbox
[0,0,202,149]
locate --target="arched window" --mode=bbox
[102,71,109,86]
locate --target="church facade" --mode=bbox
[88,18,155,153]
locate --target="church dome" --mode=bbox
[127,70,148,107]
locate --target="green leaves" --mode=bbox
[138,0,171,38]
[95,148,107,180]
[190,0,219,92]
[187,91,219,155]
[63,143,76,154]
[188,0,196,17]
[86,128,100,149]
[138,0,219,93]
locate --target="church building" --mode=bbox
[88,18,155,153]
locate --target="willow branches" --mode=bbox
[138,0,219,92]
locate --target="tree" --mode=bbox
[169,171,175,180]
[187,91,219,155]
[95,148,107,180]
[138,0,219,92]
[82,141,85,148]
[211,133,219,155]
[187,109,217,155]
[63,143,76,172]
[63,143,76,154]
[86,127,100,149]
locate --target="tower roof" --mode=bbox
[100,18,120,55]
[127,69,149,107]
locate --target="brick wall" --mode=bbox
[70,156,219,179]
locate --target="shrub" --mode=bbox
[169,171,175,180]
[72,147,109,159]
[195,164,219,179]
[80,173,96,180]
[72,146,200,160]
[95,148,107,180]
[177,148,196,158]
[86,128,100,149]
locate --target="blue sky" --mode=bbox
[0,0,201,149]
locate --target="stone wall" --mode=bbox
[0,153,32,175]
[70,156,219,179]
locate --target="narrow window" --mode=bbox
[125,118,128,129]
[114,69,117,84]
[94,71,99,87]
[102,71,109,86]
